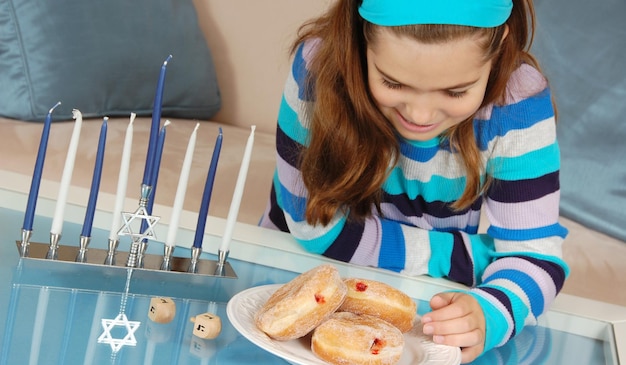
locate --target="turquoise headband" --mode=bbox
[358,0,513,27]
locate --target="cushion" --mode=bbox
[0,0,221,122]
[532,0,626,242]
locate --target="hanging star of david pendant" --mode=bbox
[97,313,141,352]
[117,206,160,241]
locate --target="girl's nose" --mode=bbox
[405,97,435,125]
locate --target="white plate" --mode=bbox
[226,284,462,365]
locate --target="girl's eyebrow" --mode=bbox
[375,64,480,90]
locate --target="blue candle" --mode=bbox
[81,118,108,238]
[142,55,173,187]
[148,121,168,211]
[23,101,61,231]
[193,128,223,249]
[140,121,169,237]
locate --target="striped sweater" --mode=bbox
[260,41,569,353]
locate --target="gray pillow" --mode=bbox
[533,0,626,242]
[0,0,221,121]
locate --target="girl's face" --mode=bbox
[366,29,493,142]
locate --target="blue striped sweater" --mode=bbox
[260,41,569,353]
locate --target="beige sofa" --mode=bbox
[0,0,624,308]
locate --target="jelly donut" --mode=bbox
[339,278,417,332]
[255,264,347,340]
[312,311,404,365]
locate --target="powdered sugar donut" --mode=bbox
[312,311,404,365]
[254,264,347,340]
[340,278,417,332]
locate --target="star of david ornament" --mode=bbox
[98,313,141,352]
[117,206,160,241]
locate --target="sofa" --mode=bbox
[0,0,624,308]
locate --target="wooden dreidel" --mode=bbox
[148,297,176,323]
[190,312,222,339]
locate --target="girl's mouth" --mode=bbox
[397,111,440,134]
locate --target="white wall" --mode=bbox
[193,0,334,134]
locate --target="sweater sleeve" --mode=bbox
[465,78,570,351]
[261,43,569,353]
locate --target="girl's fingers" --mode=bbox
[423,313,479,336]
[424,293,477,323]
[422,293,486,364]
[431,328,484,348]
[429,292,455,309]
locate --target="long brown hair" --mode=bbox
[293,0,542,226]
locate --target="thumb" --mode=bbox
[429,292,456,310]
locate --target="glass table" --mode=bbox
[0,187,623,364]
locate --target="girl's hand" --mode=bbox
[421,292,486,364]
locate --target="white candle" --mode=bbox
[109,114,135,241]
[165,123,199,247]
[219,125,255,253]
[50,109,83,235]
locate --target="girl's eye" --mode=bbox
[446,90,466,98]
[381,79,402,90]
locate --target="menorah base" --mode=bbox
[15,241,237,278]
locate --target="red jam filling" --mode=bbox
[356,281,368,292]
[371,338,385,355]
[314,293,325,304]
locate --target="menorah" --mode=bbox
[15,56,256,280]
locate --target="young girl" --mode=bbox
[260,0,569,362]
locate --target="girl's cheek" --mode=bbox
[448,95,484,119]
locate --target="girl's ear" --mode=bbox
[500,24,510,45]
